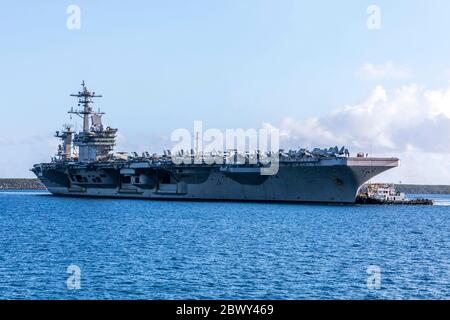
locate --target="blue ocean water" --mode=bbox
[0,191,449,300]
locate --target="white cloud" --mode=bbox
[425,87,450,118]
[264,84,450,184]
[358,61,411,80]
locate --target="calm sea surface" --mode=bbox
[0,191,449,300]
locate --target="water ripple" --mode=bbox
[0,192,449,299]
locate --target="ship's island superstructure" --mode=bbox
[32,82,399,203]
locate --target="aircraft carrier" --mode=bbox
[31,82,399,203]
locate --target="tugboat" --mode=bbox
[368,183,406,202]
[357,183,433,205]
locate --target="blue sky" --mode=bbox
[1,1,450,182]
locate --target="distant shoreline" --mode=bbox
[1,178,449,194]
[0,179,46,190]
[394,184,450,195]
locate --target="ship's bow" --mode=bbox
[347,157,399,194]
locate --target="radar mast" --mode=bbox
[68,80,104,133]
[65,81,117,162]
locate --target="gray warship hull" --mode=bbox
[31,82,400,203]
[32,157,398,203]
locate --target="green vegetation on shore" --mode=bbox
[0,179,45,190]
[394,184,450,195]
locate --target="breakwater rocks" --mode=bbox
[0,179,46,190]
